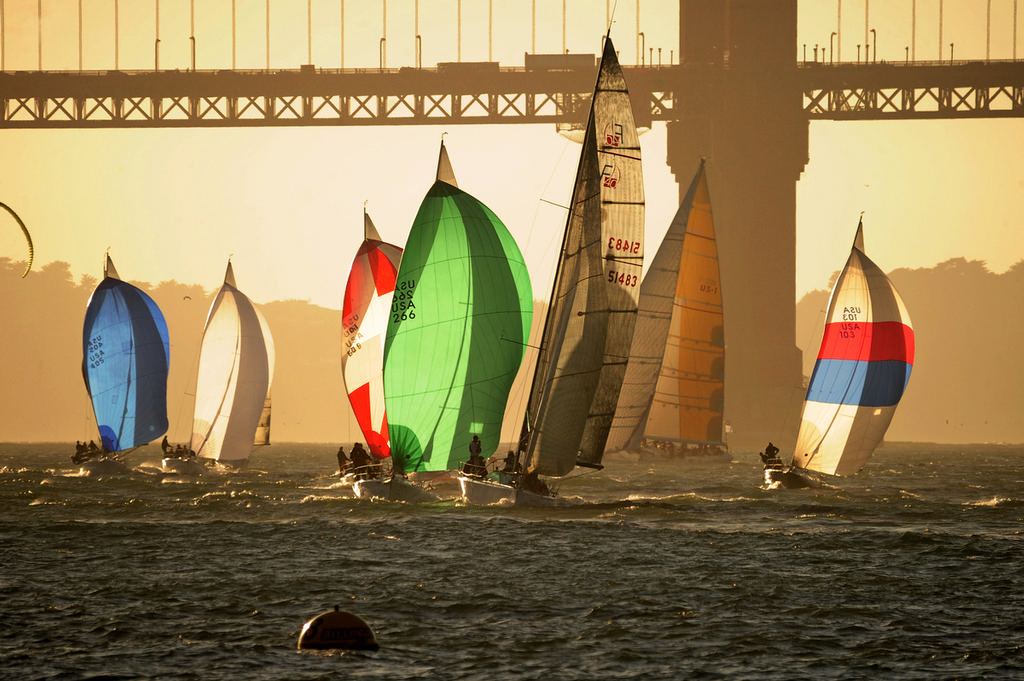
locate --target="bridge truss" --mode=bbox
[2,60,1021,129]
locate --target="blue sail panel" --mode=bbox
[82,278,170,451]
[805,357,913,407]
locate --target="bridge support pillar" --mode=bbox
[666,0,808,452]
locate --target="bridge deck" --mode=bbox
[1,61,1022,128]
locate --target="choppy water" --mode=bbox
[2,442,1022,680]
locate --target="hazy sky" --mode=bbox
[0,0,1021,307]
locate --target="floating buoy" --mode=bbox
[297,606,379,651]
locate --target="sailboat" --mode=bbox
[605,159,726,457]
[340,208,403,469]
[254,302,276,448]
[764,218,914,489]
[79,254,170,474]
[357,139,533,502]
[187,260,275,468]
[460,34,644,505]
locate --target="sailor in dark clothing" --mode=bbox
[336,446,350,477]
[502,450,518,473]
[760,441,783,469]
[463,435,486,478]
[161,436,170,454]
[350,443,371,480]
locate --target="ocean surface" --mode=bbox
[2,442,1022,681]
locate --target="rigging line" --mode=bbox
[538,197,568,210]
[781,295,830,450]
[525,134,574,286]
[600,147,641,157]
[606,0,618,37]
[500,335,542,351]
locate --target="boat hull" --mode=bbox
[458,475,561,507]
[161,457,207,476]
[78,458,131,476]
[764,465,822,490]
[353,476,440,503]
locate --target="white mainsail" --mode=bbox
[190,261,273,463]
[522,35,644,477]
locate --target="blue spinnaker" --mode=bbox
[82,256,170,452]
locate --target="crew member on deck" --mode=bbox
[161,436,170,454]
[760,442,783,469]
[350,442,371,480]
[463,435,486,478]
[336,446,349,477]
[72,441,88,464]
[502,450,518,473]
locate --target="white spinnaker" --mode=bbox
[190,263,270,462]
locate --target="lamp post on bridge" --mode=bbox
[189,0,194,71]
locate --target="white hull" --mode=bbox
[353,476,440,503]
[161,457,208,476]
[458,475,561,507]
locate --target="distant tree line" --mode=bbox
[1,256,1022,445]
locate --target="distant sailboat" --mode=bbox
[460,34,644,505]
[254,389,273,447]
[765,218,914,489]
[253,306,276,447]
[360,139,532,502]
[79,254,170,473]
[341,209,403,461]
[606,159,726,456]
[189,260,274,467]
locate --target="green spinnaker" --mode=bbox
[383,152,532,474]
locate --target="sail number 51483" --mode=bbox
[608,270,638,287]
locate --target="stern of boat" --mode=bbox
[458,475,517,505]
